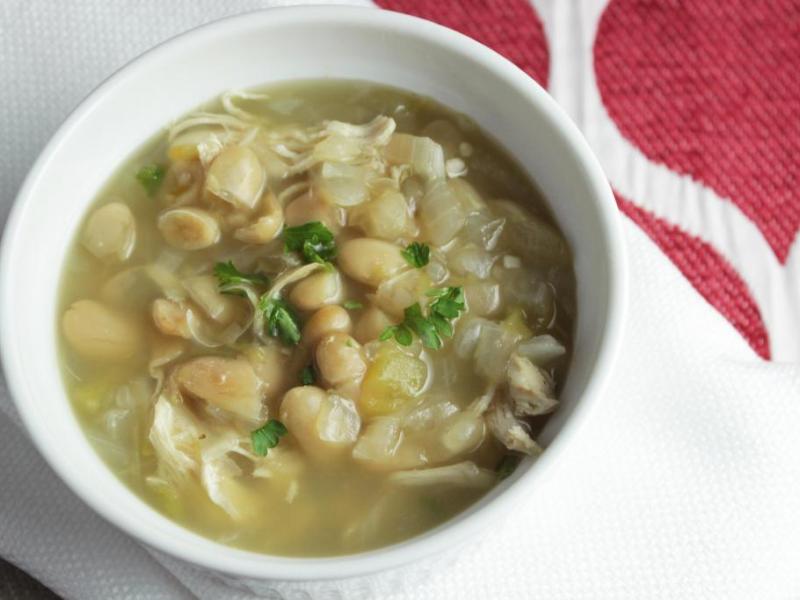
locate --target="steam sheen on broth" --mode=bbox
[58,81,576,556]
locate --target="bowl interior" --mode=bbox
[0,6,624,580]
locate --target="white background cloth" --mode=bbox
[2,1,800,599]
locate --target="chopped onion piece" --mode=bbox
[453,317,489,359]
[314,163,369,207]
[445,158,468,178]
[384,133,445,181]
[205,146,266,210]
[421,119,463,156]
[184,309,248,348]
[425,259,449,285]
[146,264,186,301]
[388,461,494,488]
[401,394,460,431]
[516,335,567,365]
[463,212,505,251]
[352,418,402,463]
[316,393,362,444]
[313,134,364,163]
[473,321,519,381]
[449,244,494,279]
[449,179,485,212]
[183,275,241,324]
[419,181,467,246]
[440,413,485,456]
[350,190,411,239]
[492,199,570,265]
[463,281,501,317]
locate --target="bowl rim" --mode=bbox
[0,5,627,581]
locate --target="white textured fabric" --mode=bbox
[2,2,800,599]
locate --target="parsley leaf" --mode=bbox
[401,242,430,268]
[213,261,270,296]
[403,303,441,349]
[379,287,466,349]
[496,454,521,480]
[258,296,301,346]
[250,419,288,456]
[378,323,413,345]
[135,164,166,196]
[343,300,364,310]
[283,222,337,265]
[300,365,315,385]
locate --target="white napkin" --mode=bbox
[2,2,800,599]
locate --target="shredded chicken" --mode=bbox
[507,353,559,417]
[150,394,281,520]
[199,432,261,521]
[325,115,396,146]
[485,399,542,456]
[221,89,270,122]
[265,262,325,299]
[149,396,203,481]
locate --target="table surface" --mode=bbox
[0,560,59,599]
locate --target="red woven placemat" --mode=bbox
[378,0,800,360]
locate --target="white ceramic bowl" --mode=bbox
[0,5,626,588]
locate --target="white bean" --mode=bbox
[234,192,284,244]
[242,344,291,403]
[303,306,352,347]
[152,298,190,338]
[284,192,343,233]
[279,386,360,461]
[158,208,220,250]
[176,356,263,422]
[353,305,393,344]
[315,333,366,398]
[81,202,136,262]
[337,238,407,287]
[62,299,143,362]
[289,271,342,312]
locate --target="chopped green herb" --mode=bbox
[379,322,413,346]
[283,221,337,265]
[379,287,466,350]
[250,419,288,456]
[496,454,521,480]
[427,286,466,320]
[401,242,430,268]
[258,296,302,346]
[300,365,315,385]
[403,302,442,349]
[343,300,364,310]
[394,325,413,346]
[135,164,166,196]
[213,261,270,296]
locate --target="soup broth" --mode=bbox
[58,80,576,556]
